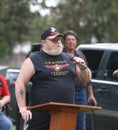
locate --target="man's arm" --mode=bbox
[0,96,10,109]
[87,84,97,106]
[74,57,92,82]
[15,58,34,121]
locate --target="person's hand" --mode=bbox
[19,106,32,122]
[88,95,97,106]
[73,57,87,70]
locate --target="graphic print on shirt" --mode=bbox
[45,60,69,76]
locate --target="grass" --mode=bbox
[12,126,16,130]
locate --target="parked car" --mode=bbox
[76,43,118,130]
[0,66,9,76]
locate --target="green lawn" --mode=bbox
[12,126,16,130]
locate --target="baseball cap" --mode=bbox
[41,27,63,40]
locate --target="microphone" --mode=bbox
[70,57,87,70]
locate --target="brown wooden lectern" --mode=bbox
[27,102,101,130]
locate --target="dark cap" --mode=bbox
[41,27,63,40]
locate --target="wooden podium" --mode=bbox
[27,102,101,130]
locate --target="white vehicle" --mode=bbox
[6,69,20,85]
[0,66,9,76]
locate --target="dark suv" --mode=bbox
[77,43,118,130]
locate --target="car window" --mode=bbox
[0,66,9,76]
[6,69,19,84]
[80,49,104,78]
[103,52,118,81]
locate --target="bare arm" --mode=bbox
[74,57,92,82]
[87,85,97,106]
[15,58,34,121]
[0,95,10,109]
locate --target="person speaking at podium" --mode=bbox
[15,27,91,130]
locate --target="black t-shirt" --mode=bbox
[29,50,76,106]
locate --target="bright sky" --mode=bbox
[46,0,59,7]
[30,0,59,16]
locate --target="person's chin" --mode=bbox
[43,47,62,56]
[51,51,61,56]
[44,50,60,56]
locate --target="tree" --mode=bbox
[1,0,118,58]
[0,0,33,57]
[48,0,118,43]
[0,0,52,58]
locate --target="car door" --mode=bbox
[77,49,105,102]
[98,51,118,110]
[92,51,118,130]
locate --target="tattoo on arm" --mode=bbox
[19,89,24,97]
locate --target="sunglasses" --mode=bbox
[47,37,62,43]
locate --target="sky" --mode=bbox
[30,0,59,16]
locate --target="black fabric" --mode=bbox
[28,50,76,130]
[27,111,50,130]
[29,50,76,106]
[41,27,62,40]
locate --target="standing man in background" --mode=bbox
[0,75,13,130]
[63,30,97,130]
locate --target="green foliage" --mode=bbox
[28,13,51,43]
[0,0,118,59]
[48,0,118,43]
[0,0,51,58]
[0,0,32,57]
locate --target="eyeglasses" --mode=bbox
[47,37,62,43]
